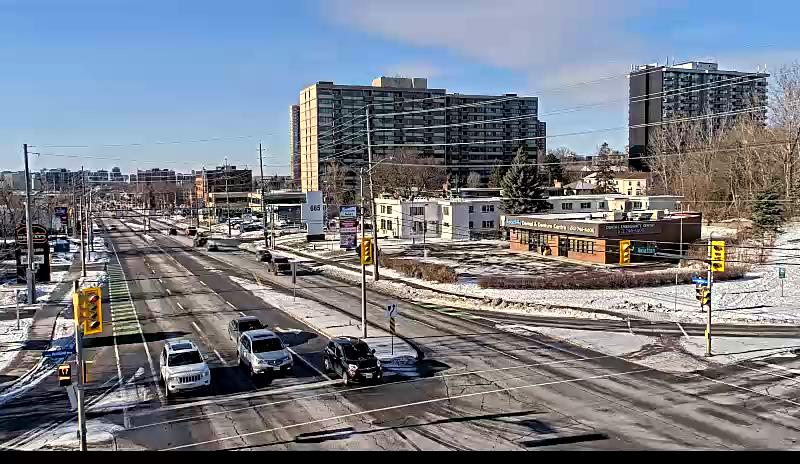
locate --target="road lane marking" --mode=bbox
[158,278,164,285]
[214,349,228,366]
[286,347,331,380]
[108,234,165,404]
[176,302,185,311]
[694,373,800,408]
[226,301,237,309]
[166,288,172,295]
[126,354,616,429]
[191,321,204,335]
[239,312,246,317]
[484,345,520,361]
[163,368,653,450]
[676,322,689,338]
[627,319,634,335]
[755,361,800,376]
[200,281,208,287]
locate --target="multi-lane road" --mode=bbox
[2,212,800,450]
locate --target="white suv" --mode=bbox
[238,329,293,377]
[159,339,211,398]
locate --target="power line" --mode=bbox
[33,134,271,149]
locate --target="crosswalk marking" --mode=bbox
[107,262,141,336]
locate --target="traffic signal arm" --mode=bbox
[619,240,632,266]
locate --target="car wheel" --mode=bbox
[342,372,350,386]
[323,357,331,373]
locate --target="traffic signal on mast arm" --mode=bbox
[361,238,374,265]
[78,287,103,335]
[619,240,632,266]
[695,285,704,301]
[700,287,711,306]
[709,240,725,273]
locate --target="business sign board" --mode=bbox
[301,191,324,240]
[15,224,50,283]
[340,233,357,249]
[633,243,658,255]
[504,216,599,237]
[339,205,357,219]
[600,222,662,237]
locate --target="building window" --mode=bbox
[482,220,495,228]
[468,206,474,213]
[410,206,424,216]
[633,201,643,209]
[380,219,386,230]
[386,206,392,214]
[380,205,386,214]
[635,190,642,196]
[469,221,474,229]
[627,190,632,195]
[387,221,392,230]
[442,206,450,215]
[580,202,591,209]
[561,203,573,210]
[598,201,606,208]
[481,204,495,213]
[568,239,594,254]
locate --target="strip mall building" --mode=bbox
[502,210,701,265]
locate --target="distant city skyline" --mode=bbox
[2,0,798,174]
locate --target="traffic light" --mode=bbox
[73,287,103,335]
[361,238,374,265]
[695,285,704,301]
[701,287,711,306]
[709,240,725,272]
[58,364,71,387]
[619,240,632,266]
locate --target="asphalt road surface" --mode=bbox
[2,211,799,450]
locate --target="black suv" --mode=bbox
[323,337,382,385]
[265,254,291,275]
[227,316,265,342]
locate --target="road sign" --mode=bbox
[58,364,72,386]
[386,303,398,319]
[691,277,708,285]
[44,348,74,359]
[779,267,786,279]
[389,317,396,335]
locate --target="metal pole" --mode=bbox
[88,186,94,253]
[80,168,86,277]
[365,107,379,281]
[16,290,20,330]
[258,143,269,250]
[360,168,367,339]
[23,144,36,304]
[224,158,231,237]
[73,280,87,451]
[674,202,682,312]
[706,237,712,357]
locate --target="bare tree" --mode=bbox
[371,149,447,198]
[466,172,482,188]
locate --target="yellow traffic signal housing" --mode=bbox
[619,240,632,266]
[700,288,711,306]
[74,287,103,335]
[695,286,704,301]
[58,364,71,387]
[709,240,725,272]
[361,238,374,265]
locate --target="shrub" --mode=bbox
[380,257,458,284]
[478,265,749,290]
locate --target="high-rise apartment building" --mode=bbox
[297,76,545,194]
[289,105,301,186]
[629,61,769,171]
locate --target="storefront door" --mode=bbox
[558,237,569,256]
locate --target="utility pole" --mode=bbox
[23,144,36,304]
[360,167,367,339]
[705,236,713,357]
[88,185,93,253]
[80,167,86,278]
[73,280,87,451]
[365,106,379,281]
[258,143,269,250]
[224,157,231,237]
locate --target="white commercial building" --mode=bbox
[546,194,682,214]
[374,196,503,241]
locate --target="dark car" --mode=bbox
[257,250,272,262]
[323,337,382,385]
[187,226,198,236]
[267,255,291,275]
[168,228,178,235]
[227,316,265,342]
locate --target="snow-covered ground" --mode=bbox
[0,317,34,375]
[274,221,800,325]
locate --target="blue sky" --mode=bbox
[1,0,797,175]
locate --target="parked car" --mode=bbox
[267,255,291,275]
[158,339,211,399]
[168,227,178,235]
[237,329,293,377]
[323,337,382,385]
[227,316,265,342]
[257,250,272,262]
[241,223,263,233]
[187,226,197,236]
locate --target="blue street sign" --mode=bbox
[43,348,73,359]
[691,277,708,285]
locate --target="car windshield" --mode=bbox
[239,320,262,332]
[274,257,289,263]
[342,343,370,359]
[169,351,203,366]
[251,337,283,353]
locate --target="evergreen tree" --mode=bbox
[751,184,784,234]
[488,165,507,188]
[593,142,618,194]
[500,146,547,214]
[543,151,564,185]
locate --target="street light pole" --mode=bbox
[258,143,269,250]
[365,106,380,281]
[360,167,367,339]
[23,144,36,304]
[224,157,231,237]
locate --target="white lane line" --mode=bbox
[695,374,800,408]
[176,302,185,311]
[158,278,164,285]
[676,322,689,338]
[163,368,653,450]
[226,301,237,309]
[108,237,165,404]
[239,312,247,317]
[286,347,331,381]
[200,281,208,287]
[627,319,634,335]
[484,344,520,361]
[191,321,204,335]
[214,349,228,366]
[755,361,800,376]
[738,363,800,384]
[127,353,616,428]
[166,288,172,296]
